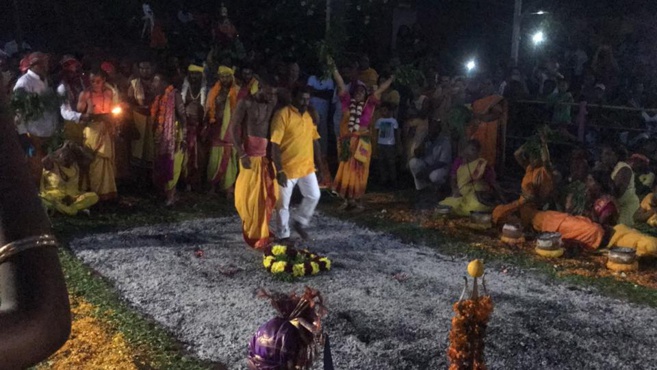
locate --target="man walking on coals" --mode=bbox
[231,79,279,248]
[271,87,322,241]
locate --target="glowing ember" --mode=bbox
[111,106,122,115]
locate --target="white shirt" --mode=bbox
[57,83,83,123]
[375,118,399,146]
[13,70,59,137]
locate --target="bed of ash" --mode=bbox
[69,214,657,370]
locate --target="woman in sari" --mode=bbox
[151,75,187,206]
[492,130,554,227]
[467,93,507,169]
[330,57,394,211]
[40,142,98,216]
[529,171,612,251]
[77,69,117,201]
[440,140,503,216]
[600,144,640,226]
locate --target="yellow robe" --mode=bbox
[639,193,657,227]
[234,137,278,249]
[440,158,493,216]
[85,120,117,200]
[608,224,657,257]
[612,162,640,227]
[40,163,99,216]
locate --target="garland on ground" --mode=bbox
[262,244,331,277]
[447,261,494,370]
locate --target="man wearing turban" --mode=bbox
[181,63,207,190]
[13,52,60,184]
[205,65,239,196]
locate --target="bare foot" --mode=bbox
[292,221,309,240]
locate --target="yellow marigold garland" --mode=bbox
[262,244,331,277]
[39,295,138,370]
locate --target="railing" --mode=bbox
[502,99,657,176]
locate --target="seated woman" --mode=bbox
[635,184,657,227]
[492,131,554,227]
[599,144,640,226]
[530,171,613,251]
[440,140,503,216]
[40,142,99,216]
[585,173,657,257]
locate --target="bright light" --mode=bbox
[466,60,476,72]
[111,106,123,115]
[536,10,546,15]
[532,31,545,45]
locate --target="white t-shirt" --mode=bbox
[375,117,399,146]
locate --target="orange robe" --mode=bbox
[531,210,604,250]
[493,165,553,226]
[468,95,507,168]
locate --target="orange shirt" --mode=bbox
[270,106,320,179]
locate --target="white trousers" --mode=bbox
[275,172,321,238]
[409,158,449,190]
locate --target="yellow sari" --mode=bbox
[85,120,117,200]
[608,224,657,257]
[40,163,99,216]
[440,158,492,216]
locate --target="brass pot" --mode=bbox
[470,211,492,225]
[502,224,523,239]
[608,247,637,264]
[536,232,562,250]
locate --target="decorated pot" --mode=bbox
[435,205,452,217]
[607,247,637,264]
[502,224,523,239]
[536,232,562,250]
[470,211,492,225]
[606,247,639,272]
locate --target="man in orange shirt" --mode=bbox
[271,87,322,240]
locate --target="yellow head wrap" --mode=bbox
[188,64,204,73]
[218,65,235,76]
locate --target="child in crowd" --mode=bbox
[375,102,402,186]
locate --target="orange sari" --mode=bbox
[468,95,507,168]
[493,165,553,226]
[531,210,604,250]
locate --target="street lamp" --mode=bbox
[532,31,545,45]
[511,0,549,66]
[466,60,476,73]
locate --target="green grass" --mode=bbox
[53,192,232,370]
[318,194,657,308]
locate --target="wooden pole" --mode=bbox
[511,0,522,66]
[326,0,332,36]
[12,0,24,53]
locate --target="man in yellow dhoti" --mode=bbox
[77,68,118,201]
[205,65,239,197]
[40,143,99,216]
[127,60,156,174]
[151,75,187,206]
[231,80,278,248]
[440,140,503,216]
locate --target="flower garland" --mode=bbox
[348,99,364,133]
[447,296,494,370]
[262,244,331,277]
